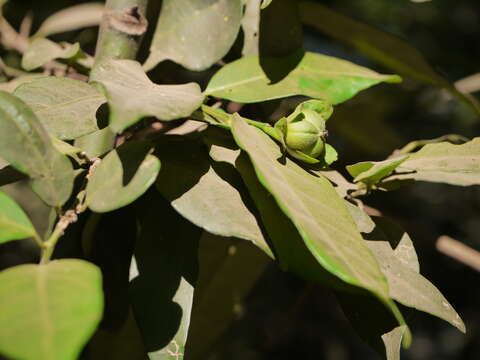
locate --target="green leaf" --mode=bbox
[230,114,391,300]
[86,141,161,213]
[0,259,103,360]
[186,232,270,360]
[392,137,480,186]
[14,77,104,140]
[34,3,104,37]
[0,190,37,244]
[0,91,75,206]
[0,74,45,93]
[144,0,242,71]
[21,38,82,71]
[205,51,401,104]
[51,138,84,156]
[351,211,465,333]
[241,0,261,56]
[74,127,116,159]
[155,137,272,257]
[346,155,409,186]
[130,192,201,360]
[298,2,480,114]
[261,0,273,9]
[91,59,204,133]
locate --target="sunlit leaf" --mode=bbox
[144,0,242,71]
[91,59,204,133]
[21,38,82,71]
[86,141,160,213]
[0,259,103,360]
[155,137,272,257]
[261,0,273,9]
[0,91,75,206]
[14,77,104,140]
[205,51,400,103]
[393,137,480,186]
[230,115,391,300]
[0,190,37,244]
[34,3,104,37]
[241,0,261,56]
[346,155,409,186]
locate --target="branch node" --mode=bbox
[107,6,148,36]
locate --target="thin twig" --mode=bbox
[436,235,480,272]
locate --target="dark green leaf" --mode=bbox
[91,59,204,133]
[130,192,201,359]
[298,1,480,114]
[0,259,103,360]
[155,137,272,257]
[144,0,243,71]
[14,77,104,140]
[205,51,400,103]
[0,190,37,244]
[86,141,161,213]
[0,91,75,206]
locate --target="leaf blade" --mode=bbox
[0,190,37,243]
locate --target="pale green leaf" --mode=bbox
[241,0,261,56]
[230,114,390,299]
[393,137,480,186]
[346,155,409,185]
[0,74,44,93]
[261,0,273,9]
[0,259,103,360]
[34,3,104,37]
[155,137,272,257]
[0,190,37,243]
[91,59,204,133]
[0,91,75,206]
[74,127,116,159]
[86,141,160,213]
[14,77,104,140]
[51,138,83,156]
[21,38,82,71]
[144,0,242,71]
[205,51,401,103]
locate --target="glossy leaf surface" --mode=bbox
[0,190,37,244]
[0,260,103,360]
[205,51,400,103]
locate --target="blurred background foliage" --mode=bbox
[1,0,479,359]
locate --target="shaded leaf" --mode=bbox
[74,127,116,159]
[21,38,82,71]
[205,51,400,103]
[14,77,104,140]
[0,259,103,360]
[34,3,104,37]
[346,155,409,186]
[86,141,160,213]
[155,137,272,257]
[230,115,391,300]
[91,59,204,133]
[186,232,269,360]
[393,137,480,186]
[298,1,480,114]
[144,0,242,71]
[0,190,37,244]
[0,91,75,206]
[0,165,26,187]
[130,192,201,360]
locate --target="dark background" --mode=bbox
[1,0,479,359]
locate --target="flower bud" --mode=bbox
[275,100,333,164]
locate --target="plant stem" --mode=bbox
[39,210,78,264]
[93,0,149,66]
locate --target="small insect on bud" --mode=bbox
[275,100,334,164]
